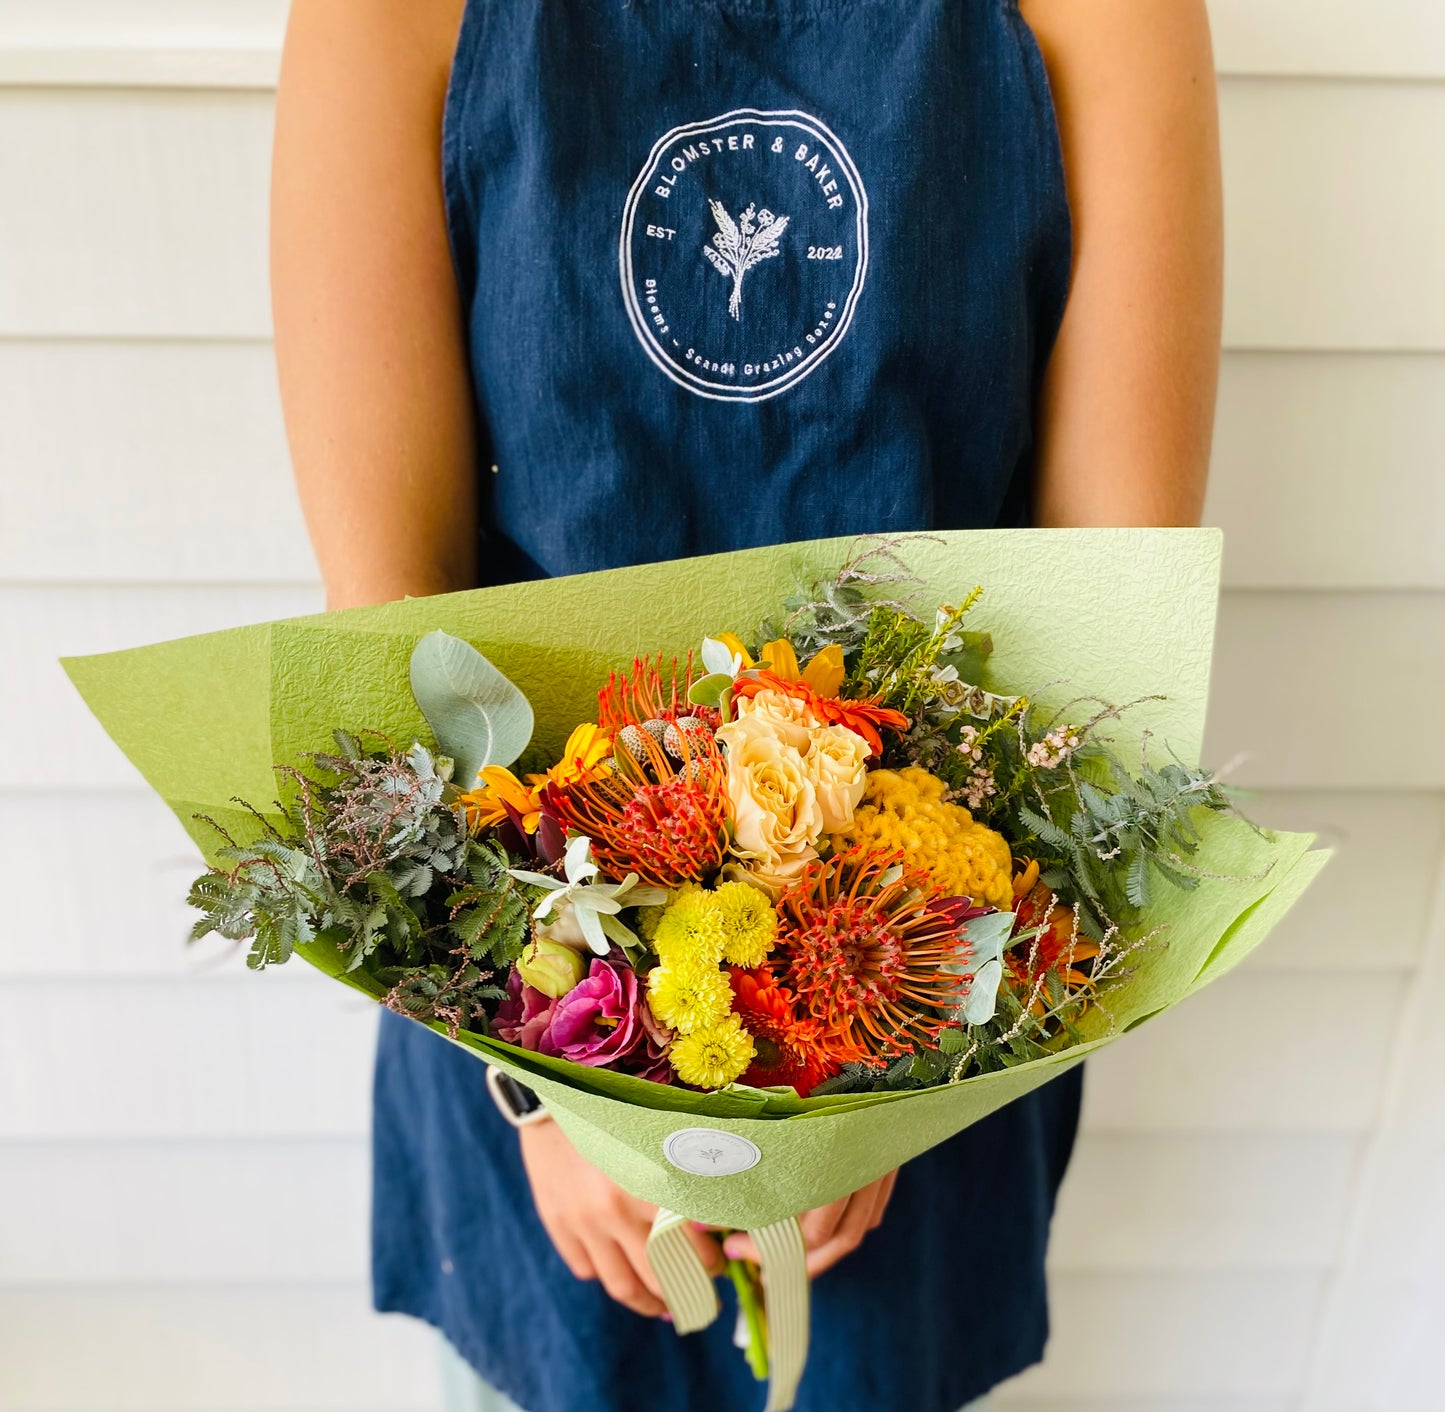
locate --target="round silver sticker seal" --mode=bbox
[620,107,869,403]
[663,1127,763,1177]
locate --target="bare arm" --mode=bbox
[271,0,477,611]
[1020,0,1223,527]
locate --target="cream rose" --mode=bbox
[731,686,820,753]
[806,723,870,833]
[716,713,823,887]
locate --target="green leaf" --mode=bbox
[409,630,534,785]
[687,672,734,708]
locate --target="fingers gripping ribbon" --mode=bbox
[646,1209,809,1412]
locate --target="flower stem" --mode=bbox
[726,1257,769,1381]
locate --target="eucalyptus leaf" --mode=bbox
[688,671,734,707]
[409,631,534,785]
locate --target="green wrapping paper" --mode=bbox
[62,528,1327,1232]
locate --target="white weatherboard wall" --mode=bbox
[1,3,1442,1410]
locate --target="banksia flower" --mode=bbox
[773,848,973,1060]
[546,729,727,889]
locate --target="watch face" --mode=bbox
[492,1070,542,1120]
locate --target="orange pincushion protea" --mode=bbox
[547,728,728,889]
[773,848,972,1060]
[1006,859,1101,1010]
[598,654,699,734]
[729,967,859,1096]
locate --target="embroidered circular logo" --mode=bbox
[663,1127,763,1177]
[620,108,869,402]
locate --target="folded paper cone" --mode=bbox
[62,528,1326,1230]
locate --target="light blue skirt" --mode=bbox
[439,1335,990,1412]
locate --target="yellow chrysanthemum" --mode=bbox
[714,879,779,967]
[668,1014,756,1089]
[830,765,1014,910]
[652,886,726,967]
[646,960,733,1035]
[635,903,666,942]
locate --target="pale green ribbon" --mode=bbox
[647,1209,809,1412]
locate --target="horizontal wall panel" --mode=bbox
[0,791,228,977]
[0,340,312,583]
[1082,970,1405,1134]
[1237,791,1445,971]
[5,2,1445,85]
[1206,592,1445,789]
[8,345,1444,590]
[1221,80,1445,352]
[0,974,374,1139]
[0,583,320,790]
[4,787,1431,980]
[9,588,1443,791]
[0,1138,370,1283]
[0,1273,1321,1410]
[1049,1133,1356,1272]
[1000,1271,1323,1398]
[1208,352,1445,590]
[0,969,1397,1140]
[0,1131,1350,1282]
[0,89,273,338]
[1209,1,1445,79]
[0,1283,441,1412]
[0,1,287,47]
[2,83,1443,350]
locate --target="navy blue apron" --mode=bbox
[373,3,1080,1408]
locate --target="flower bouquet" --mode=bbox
[62,529,1327,1412]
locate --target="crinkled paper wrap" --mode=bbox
[63,529,1327,1229]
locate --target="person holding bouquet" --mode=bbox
[269,1,1222,1408]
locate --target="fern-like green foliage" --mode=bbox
[1012,753,1234,937]
[188,733,534,1033]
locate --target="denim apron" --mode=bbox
[372,3,1080,1409]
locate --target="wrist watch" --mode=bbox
[486,1066,551,1128]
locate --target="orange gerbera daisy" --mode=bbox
[457,723,611,835]
[1005,859,1101,1009]
[773,847,972,1060]
[729,967,859,1096]
[731,669,909,756]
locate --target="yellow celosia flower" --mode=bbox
[668,1014,756,1089]
[647,960,733,1035]
[830,765,1014,910]
[714,879,779,967]
[652,886,726,967]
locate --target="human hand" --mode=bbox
[721,1169,898,1278]
[518,1117,725,1317]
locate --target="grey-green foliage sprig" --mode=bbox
[1015,733,1238,936]
[757,536,931,660]
[187,733,532,1024]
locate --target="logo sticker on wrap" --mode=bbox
[621,108,869,403]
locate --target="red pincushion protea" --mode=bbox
[773,848,973,1060]
[729,967,859,1096]
[546,729,728,889]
